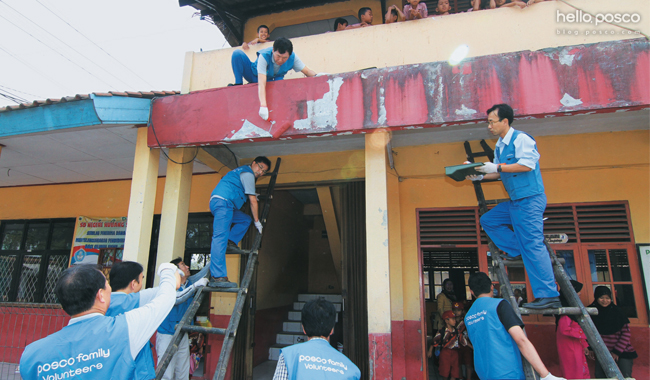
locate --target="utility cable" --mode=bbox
[0,84,42,99]
[0,0,136,90]
[148,97,198,165]
[0,44,72,92]
[0,13,119,90]
[32,0,156,88]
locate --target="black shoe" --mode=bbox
[500,253,522,262]
[522,297,561,309]
[208,276,237,288]
[226,241,245,254]
[227,83,242,87]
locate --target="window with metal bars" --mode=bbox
[0,219,74,303]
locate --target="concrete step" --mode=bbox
[283,321,303,333]
[297,294,343,303]
[288,310,338,322]
[276,332,308,345]
[293,301,342,312]
[269,344,292,361]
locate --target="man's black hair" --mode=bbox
[55,265,107,316]
[334,17,348,31]
[109,261,143,291]
[358,7,372,21]
[170,257,183,266]
[301,298,336,337]
[486,103,514,126]
[257,24,269,33]
[273,38,293,55]
[468,272,492,297]
[253,156,272,170]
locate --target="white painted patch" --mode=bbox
[560,93,583,107]
[306,133,334,138]
[615,109,629,113]
[544,115,556,118]
[380,207,387,228]
[378,87,387,125]
[293,77,344,130]
[225,120,272,141]
[337,132,353,136]
[455,104,477,116]
[559,53,575,66]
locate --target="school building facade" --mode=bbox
[1,0,649,379]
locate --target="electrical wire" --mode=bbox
[0,0,137,90]
[0,13,119,90]
[0,84,42,99]
[557,0,649,40]
[31,0,156,88]
[0,44,72,92]
[0,88,28,104]
[147,96,198,165]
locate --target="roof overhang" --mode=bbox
[148,39,650,149]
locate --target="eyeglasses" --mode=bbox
[256,162,268,174]
[487,118,503,126]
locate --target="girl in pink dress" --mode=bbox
[556,280,590,379]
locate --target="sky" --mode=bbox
[0,0,228,107]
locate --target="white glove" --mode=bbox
[157,263,177,277]
[193,278,209,288]
[466,174,484,181]
[315,73,329,77]
[177,268,185,277]
[254,220,263,234]
[541,373,565,380]
[476,162,498,174]
[259,106,269,120]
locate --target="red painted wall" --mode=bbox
[253,305,293,367]
[368,332,392,380]
[0,306,69,364]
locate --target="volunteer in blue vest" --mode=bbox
[230,37,318,120]
[20,263,180,380]
[105,261,158,380]
[156,258,209,380]
[466,103,561,310]
[465,272,564,380]
[208,156,271,288]
[272,299,361,380]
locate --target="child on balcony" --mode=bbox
[403,0,428,20]
[346,7,373,29]
[242,25,270,50]
[333,17,348,31]
[436,0,452,16]
[384,5,405,24]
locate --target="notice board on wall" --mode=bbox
[70,216,127,266]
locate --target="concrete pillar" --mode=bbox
[156,148,194,283]
[365,131,393,379]
[123,127,160,270]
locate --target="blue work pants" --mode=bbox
[209,197,252,278]
[480,193,560,299]
[231,50,258,85]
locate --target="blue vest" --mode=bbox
[106,293,155,380]
[157,282,195,335]
[253,47,296,81]
[281,339,361,380]
[465,298,525,380]
[211,165,254,210]
[496,129,545,201]
[20,315,135,380]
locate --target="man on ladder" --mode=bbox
[208,156,272,288]
[466,103,561,310]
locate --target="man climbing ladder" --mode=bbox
[466,103,560,310]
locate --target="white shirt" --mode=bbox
[494,127,540,170]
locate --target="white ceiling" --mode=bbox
[0,110,647,188]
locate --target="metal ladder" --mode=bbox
[154,158,281,380]
[463,141,626,380]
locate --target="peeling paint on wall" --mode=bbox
[560,93,583,107]
[226,119,272,140]
[293,77,344,130]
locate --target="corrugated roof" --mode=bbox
[0,90,179,113]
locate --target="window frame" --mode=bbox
[0,218,75,304]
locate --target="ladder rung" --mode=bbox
[484,198,510,205]
[203,286,246,294]
[518,306,598,315]
[499,258,565,267]
[180,325,228,335]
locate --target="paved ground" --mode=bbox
[252,360,277,380]
[0,363,20,380]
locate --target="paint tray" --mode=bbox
[445,163,485,182]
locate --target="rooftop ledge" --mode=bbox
[149,38,650,148]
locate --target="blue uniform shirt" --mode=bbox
[281,339,361,380]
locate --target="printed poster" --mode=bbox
[70,216,127,265]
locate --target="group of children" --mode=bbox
[429,283,638,379]
[429,301,474,380]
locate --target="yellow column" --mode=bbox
[156,148,194,281]
[365,131,393,378]
[123,127,160,269]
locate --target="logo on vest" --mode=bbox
[299,355,348,374]
[37,348,110,379]
[465,309,487,326]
